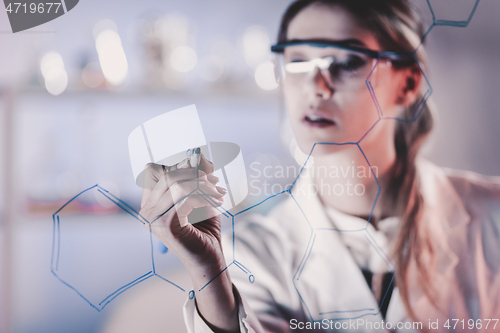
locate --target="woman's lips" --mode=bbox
[302,115,336,128]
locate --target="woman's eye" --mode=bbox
[337,56,367,72]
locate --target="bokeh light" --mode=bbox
[242,26,271,68]
[170,46,197,73]
[40,52,68,96]
[92,18,118,39]
[81,62,104,88]
[254,61,278,91]
[95,28,129,86]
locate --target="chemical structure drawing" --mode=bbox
[52,1,481,316]
[417,0,480,51]
[51,167,254,310]
[367,52,432,122]
[51,185,155,311]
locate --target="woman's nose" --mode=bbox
[309,68,334,100]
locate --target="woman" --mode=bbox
[139,0,500,332]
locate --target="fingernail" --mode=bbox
[216,186,227,194]
[179,216,189,228]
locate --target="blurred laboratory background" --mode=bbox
[1,0,500,332]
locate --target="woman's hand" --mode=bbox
[139,152,240,332]
[139,152,227,273]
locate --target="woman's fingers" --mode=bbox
[144,179,225,221]
[169,179,225,204]
[166,168,208,187]
[148,190,223,227]
[140,152,221,224]
[175,195,224,227]
[143,168,210,207]
[140,163,165,207]
[144,173,170,208]
[207,174,219,184]
[199,152,214,174]
[141,163,165,189]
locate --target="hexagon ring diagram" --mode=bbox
[427,0,480,28]
[367,52,432,122]
[51,185,154,311]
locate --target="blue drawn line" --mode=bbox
[199,262,233,292]
[99,271,154,306]
[155,274,186,292]
[367,80,381,117]
[289,142,358,192]
[293,279,315,322]
[233,260,249,274]
[293,232,314,281]
[417,0,480,51]
[376,272,396,313]
[149,224,156,274]
[197,190,230,218]
[377,272,396,313]
[234,190,288,217]
[234,261,250,274]
[152,188,198,223]
[97,189,146,224]
[415,23,435,52]
[297,233,316,281]
[97,186,149,225]
[99,273,155,310]
[51,271,101,311]
[369,81,383,117]
[290,192,312,229]
[53,184,98,216]
[364,232,394,269]
[357,118,381,144]
[51,214,57,270]
[56,215,61,271]
[363,234,390,267]
[290,143,315,190]
[232,216,235,260]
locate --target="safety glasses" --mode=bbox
[271,39,414,90]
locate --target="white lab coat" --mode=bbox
[183,159,500,332]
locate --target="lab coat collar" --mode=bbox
[289,168,389,324]
[290,158,471,269]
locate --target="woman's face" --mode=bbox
[282,4,410,155]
